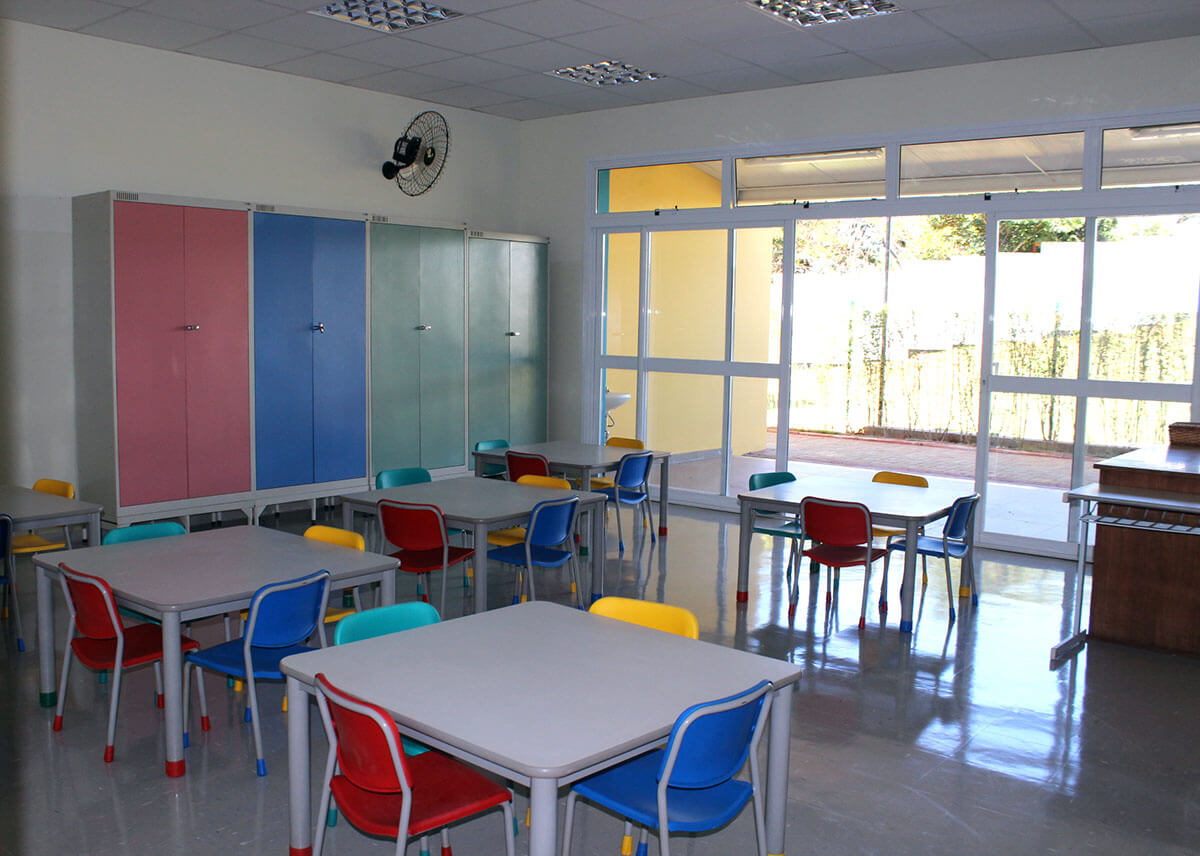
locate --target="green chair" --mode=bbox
[474,439,509,479]
[102,521,186,545]
[747,472,805,617]
[375,467,432,488]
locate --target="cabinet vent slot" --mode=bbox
[255,204,276,213]
[371,214,389,223]
[469,230,485,238]
[114,191,139,201]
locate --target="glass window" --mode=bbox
[1085,397,1191,456]
[1102,123,1200,190]
[735,148,884,206]
[729,377,779,496]
[732,227,783,363]
[647,230,728,361]
[900,133,1084,197]
[602,368,637,441]
[1090,214,1200,383]
[597,161,722,213]
[645,372,724,495]
[603,232,640,357]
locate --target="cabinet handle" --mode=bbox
[184,325,200,331]
[312,323,325,333]
[415,324,432,331]
[505,331,520,337]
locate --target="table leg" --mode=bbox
[37,564,56,706]
[591,499,606,603]
[736,500,754,604]
[473,521,490,613]
[161,611,186,777]
[898,519,920,633]
[528,777,559,856]
[287,676,313,856]
[340,502,354,533]
[1051,501,1090,664]
[378,562,396,607]
[657,456,670,536]
[765,682,794,856]
[86,510,101,546]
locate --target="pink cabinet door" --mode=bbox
[114,202,189,505]
[183,207,250,496]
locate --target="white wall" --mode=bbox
[515,36,1200,440]
[0,19,523,485]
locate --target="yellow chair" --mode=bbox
[12,479,76,555]
[487,475,572,548]
[590,438,645,491]
[871,471,930,586]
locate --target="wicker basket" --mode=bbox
[1169,422,1200,446]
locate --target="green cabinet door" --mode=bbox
[509,240,548,446]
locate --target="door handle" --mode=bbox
[312,323,325,333]
[415,324,432,331]
[505,331,520,337]
[184,325,200,331]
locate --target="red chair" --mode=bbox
[53,563,200,763]
[505,450,550,482]
[377,500,473,617]
[799,497,887,629]
[312,672,515,856]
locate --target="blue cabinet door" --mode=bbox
[254,213,316,489]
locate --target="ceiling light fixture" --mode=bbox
[1129,122,1200,140]
[309,0,461,33]
[752,148,883,164]
[747,0,899,27]
[547,60,661,87]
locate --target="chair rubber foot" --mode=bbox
[658,526,667,536]
[736,591,748,603]
[949,608,956,622]
[958,586,972,598]
[441,845,452,856]
[39,692,56,708]
[183,732,189,748]
[201,715,211,732]
[972,595,979,606]
[288,849,313,856]
[244,708,252,723]
[165,759,186,777]
[326,808,338,827]
[99,671,108,684]
[879,601,888,614]
[104,745,115,763]
[157,693,165,709]
[52,715,63,731]
[256,759,267,777]
[787,603,797,617]
[858,617,866,629]
[16,638,25,653]
[899,619,913,632]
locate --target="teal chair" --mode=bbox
[746,472,805,617]
[474,439,509,479]
[327,601,442,827]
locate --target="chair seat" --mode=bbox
[487,543,574,569]
[598,486,649,505]
[572,750,754,833]
[71,623,199,671]
[330,750,511,838]
[389,545,474,574]
[887,535,969,560]
[185,637,316,680]
[752,519,803,539]
[802,543,887,568]
[589,476,615,490]
[12,533,66,553]
[487,526,526,547]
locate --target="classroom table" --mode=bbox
[471,441,672,535]
[33,525,398,777]
[281,601,802,856]
[340,477,607,613]
[0,484,102,547]
[737,475,964,632]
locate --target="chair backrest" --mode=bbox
[102,521,187,545]
[872,471,929,488]
[474,439,509,453]
[506,450,551,481]
[33,478,75,499]
[659,680,772,789]
[606,436,644,449]
[614,451,654,490]
[748,471,795,491]
[800,496,872,547]
[315,672,410,794]
[589,596,699,639]
[376,468,432,489]
[377,500,448,553]
[526,497,579,548]
[334,602,441,645]
[516,474,572,490]
[304,524,365,551]
[59,563,122,641]
[245,570,330,649]
[943,494,981,541]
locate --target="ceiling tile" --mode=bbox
[577,0,730,21]
[475,98,573,119]
[1051,0,1200,21]
[1081,9,1200,46]
[269,51,392,82]
[484,71,594,98]
[331,34,460,67]
[0,0,126,29]
[185,31,315,66]
[538,84,639,111]
[712,30,843,65]
[607,76,717,104]
[652,3,796,45]
[774,51,889,84]
[399,16,537,52]
[860,37,986,72]
[683,65,796,95]
[919,0,1072,38]
[414,83,516,108]
[479,38,594,71]
[138,0,290,30]
[411,54,525,84]
[240,11,381,51]
[480,0,624,38]
[80,9,223,49]
[966,22,1100,60]
[426,0,529,12]
[638,44,749,77]
[350,66,463,96]
[557,21,680,62]
[808,11,952,51]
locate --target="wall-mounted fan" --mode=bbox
[381,110,450,196]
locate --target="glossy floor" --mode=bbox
[2,505,1199,855]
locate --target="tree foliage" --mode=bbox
[923,214,1117,256]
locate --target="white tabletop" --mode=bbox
[1064,481,1200,515]
[738,474,960,524]
[0,484,102,526]
[282,601,801,780]
[342,476,605,522]
[35,525,397,616]
[474,441,667,468]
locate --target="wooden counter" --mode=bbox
[1091,445,1200,654]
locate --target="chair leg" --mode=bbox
[944,554,956,623]
[621,820,635,856]
[439,565,448,619]
[313,736,338,856]
[561,791,578,856]
[636,825,651,856]
[569,554,585,610]
[246,673,266,776]
[52,639,73,732]
[614,500,626,554]
[879,552,891,615]
[440,826,451,856]
[500,800,515,856]
[525,561,537,603]
[858,563,872,630]
[154,662,164,708]
[6,555,25,652]
[105,660,124,763]
[786,540,801,618]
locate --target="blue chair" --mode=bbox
[183,569,330,776]
[487,496,583,608]
[474,439,510,479]
[747,472,806,616]
[562,680,774,856]
[0,514,24,653]
[597,451,655,553]
[884,493,980,622]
